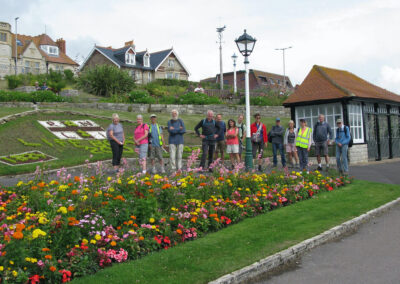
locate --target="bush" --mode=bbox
[77,65,135,97]
[176,92,222,105]
[239,91,290,106]
[127,89,156,104]
[5,75,23,89]
[5,71,72,93]
[0,90,65,102]
[63,69,75,82]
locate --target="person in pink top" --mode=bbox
[226,119,240,168]
[134,114,149,174]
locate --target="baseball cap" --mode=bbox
[276,117,281,121]
[336,118,343,124]
[150,114,157,118]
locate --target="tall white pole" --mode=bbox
[219,33,223,90]
[233,61,237,94]
[282,49,286,89]
[15,17,19,75]
[245,59,250,138]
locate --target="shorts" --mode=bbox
[227,144,239,154]
[252,142,264,159]
[136,143,148,159]
[285,143,297,153]
[315,141,329,156]
[215,140,226,153]
[149,146,163,161]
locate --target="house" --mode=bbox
[0,21,78,78]
[283,65,400,163]
[79,41,190,84]
[201,69,293,91]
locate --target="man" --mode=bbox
[214,114,226,163]
[269,118,286,168]
[313,114,333,171]
[250,113,268,172]
[167,109,186,172]
[335,119,351,175]
[236,114,246,162]
[296,119,313,172]
[194,84,205,93]
[194,110,220,171]
[149,114,165,174]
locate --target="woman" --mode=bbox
[107,113,125,173]
[284,120,299,168]
[226,119,240,168]
[250,113,268,172]
[134,114,149,174]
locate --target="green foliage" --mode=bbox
[239,91,290,106]
[177,92,222,105]
[77,65,135,97]
[0,90,64,102]
[0,151,50,164]
[17,138,41,147]
[63,69,75,82]
[5,75,23,89]
[127,90,156,104]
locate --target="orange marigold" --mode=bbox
[176,229,182,235]
[49,266,57,272]
[12,231,23,239]
[110,241,117,246]
[74,176,80,182]
[45,255,52,259]
[42,248,51,252]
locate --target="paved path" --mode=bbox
[254,160,400,284]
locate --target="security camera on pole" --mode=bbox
[216,25,226,91]
[231,53,238,94]
[235,29,256,170]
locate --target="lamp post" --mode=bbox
[15,17,19,75]
[235,29,256,170]
[217,26,226,91]
[231,53,238,94]
[275,46,292,91]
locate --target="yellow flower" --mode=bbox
[82,238,88,245]
[39,217,48,224]
[149,218,155,223]
[12,270,18,277]
[90,239,96,244]
[30,258,38,263]
[9,260,14,265]
[17,181,24,187]
[95,234,101,241]
[107,177,112,182]
[32,229,46,239]
[25,257,31,262]
[0,266,3,271]
[108,187,115,192]
[57,207,67,214]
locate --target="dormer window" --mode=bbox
[125,51,135,65]
[168,59,174,68]
[40,45,59,56]
[144,54,150,67]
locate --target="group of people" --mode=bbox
[107,110,351,175]
[34,81,49,91]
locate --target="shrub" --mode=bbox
[63,69,75,82]
[5,75,23,89]
[77,65,135,97]
[177,92,222,105]
[239,91,290,106]
[127,89,156,104]
[0,90,64,102]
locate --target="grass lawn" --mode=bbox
[0,106,33,118]
[72,180,400,284]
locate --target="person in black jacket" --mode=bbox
[194,110,220,171]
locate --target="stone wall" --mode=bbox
[0,102,290,118]
[349,144,368,164]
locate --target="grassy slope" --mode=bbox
[72,180,400,284]
[0,107,33,117]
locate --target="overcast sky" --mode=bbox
[2,0,400,93]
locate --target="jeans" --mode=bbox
[336,144,349,173]
[110,140,123,166]
[200,139,215,169]
[297,146,309,171]
[169,144,183,170]
[272,143,286,167]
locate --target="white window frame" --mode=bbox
[168,59,174,68]
[147,72,151,82]
[25,61,31,74]
[40,45,59,56]
[174,73,179,80]
[348,102,364,143]
[165,72,174,79]
[0,32,6,42]
[125,53,135,65]
[144,54,150,67]
[295,103,343,141]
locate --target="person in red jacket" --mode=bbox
[250,113,268,171]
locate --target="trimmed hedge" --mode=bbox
[0,90,65,102]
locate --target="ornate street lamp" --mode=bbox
[231,53,238,94]
[235,29,256,170]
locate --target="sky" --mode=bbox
[2,0,400,93]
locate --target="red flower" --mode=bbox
[29,275,40,284]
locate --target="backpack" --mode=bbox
[202,118,216,127]
[336,126,353,147]
[251,123,263,143]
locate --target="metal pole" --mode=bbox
[233,60,237,93]
[15,17,19,75]
[244,56,253,170]
[282,49,286,90]
[219,33,223,90]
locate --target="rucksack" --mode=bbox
[336,126,353,147]
[251,123,263,143]
[202,118,216,127]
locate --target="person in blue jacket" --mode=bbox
[167,109,186,172]
[335,118,351,175]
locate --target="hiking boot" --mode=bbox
[258,165,262,172]
[326,164,330,171]
[317,165,322,171]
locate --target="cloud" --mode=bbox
[378,65,400,93]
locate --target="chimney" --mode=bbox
[56,38,66,54]
[124,40,134,47]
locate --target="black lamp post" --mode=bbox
[235,29,256,171]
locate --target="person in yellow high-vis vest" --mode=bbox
[296,119,313,172]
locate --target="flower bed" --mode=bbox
[0,151,57,166]
[0,161,351,283]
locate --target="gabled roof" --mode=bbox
[81,46,190,75]
[11,33,78,66]
[284,65,400,105]
[252,69,293,87]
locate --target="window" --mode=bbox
[126,53,135,65]
[148,72,152,82]
[25,61,31,74]
[144,54,150,67]
[270,78,275,84]
[0,32,6,42]
[130,70,136,80]
[348,103,364,143]
[295,103,343,140]
[165,72,174,79]
[34,62,40,74]
[40,45,59,56]
[258,76,268,84]
[175,73,180,80]
[168,59,174,68]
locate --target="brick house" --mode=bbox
[0,21,78,78]
[283,65,400,163]
[79,41,190,84]
[202,69,293,91]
